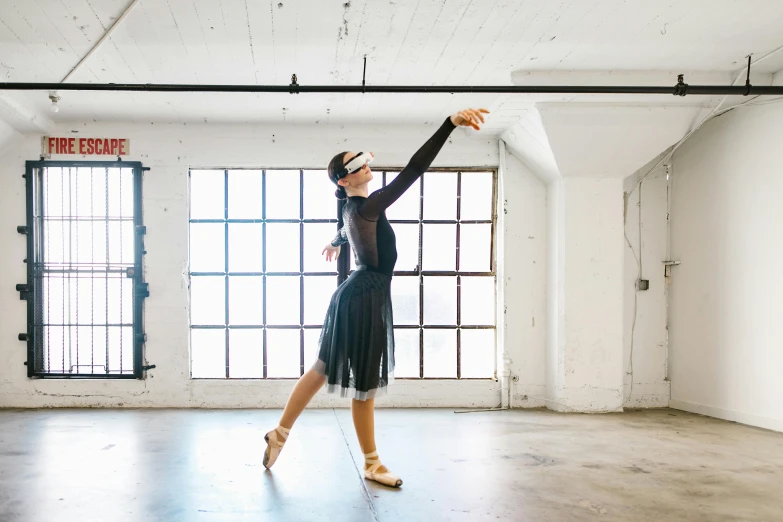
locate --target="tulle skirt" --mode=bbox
[312,266,395,400]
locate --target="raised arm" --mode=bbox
[359,108,489,220]
[359,118,455,220]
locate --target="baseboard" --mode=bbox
[0,379,502,409]
[624,394,670,409]
[669,399,783,433]
[623,381,671,409]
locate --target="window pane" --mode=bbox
[120,168,134,218]
[191,276,225,325]
[385,173,420,221]
[303,276,336,325]
[89,277,107,325]
[34,165,143,378]
[74,168,94,217]
[228,170,263,219]
[303,170,337,219]
[391,276,419,325]
[460,172,493,220]
[107,168,122,218]
[460,329,495,378]
[107,221,134,265]
[74,276,100,324]
[423,172,457,220]
[98,326,125,373]
[43,276,62,326]
[190,170,225,219]
[43,219,66,265]
[119,327,134,372]
[424,329,456,377]
[266,223,300,272]
[44,168,64,217]
[422,224,456,271]
[393,328,420,378]
[190,223,225,272]
[304,223,340,273]
[90,168,107,219]
[266,329,301,377]
[229,329,264,378]
[74,221,107,265]
[390,223,419,271]
[266,276,300,325]
[303,328,322,368]
[74,325,95,372]
[460,224,491,272]
[423,276,456,325]
[106,277,124,324]
[43,326,64,372]
[265,170,300,219]
[229,276,263,325]
[228,223,263,272]
[191,329,226,378]
[122,277,133,323]
[70,168,87,217]
[461,277,495,325]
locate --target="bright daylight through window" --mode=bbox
[189,168,496,379]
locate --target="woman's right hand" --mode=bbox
[322,244,341,262]
[450,108,490,130]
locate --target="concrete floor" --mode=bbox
[0,408,781,522]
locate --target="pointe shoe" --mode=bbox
[363,451,402,488]
[263,425,290,469]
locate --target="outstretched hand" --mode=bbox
[322,244,341,262]
[450,108,490,130]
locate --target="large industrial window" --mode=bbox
[20,161,147,378]
[188,168,496,379]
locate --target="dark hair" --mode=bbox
[328,151,350,200]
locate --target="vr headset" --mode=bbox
[339,152,374,179]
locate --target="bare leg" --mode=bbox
[264,368,326,469]
[351,398,388,473]
[279,368,327,430]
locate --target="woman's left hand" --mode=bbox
[322,244,341,262]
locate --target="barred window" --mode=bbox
[20,161,147,378]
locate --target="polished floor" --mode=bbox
[0,407,781,521]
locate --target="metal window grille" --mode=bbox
[19,161,148,379]
[188,168,496,379]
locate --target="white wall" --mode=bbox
[545,177,625,412]
[0,119,19,157]
[668,103,783,432]
[0,121,548,409]
[622,156,671,408]
[501,153,548,407]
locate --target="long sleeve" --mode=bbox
[359,117,456,220]
[330,226,348,247]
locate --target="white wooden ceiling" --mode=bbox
[2,0,783,129]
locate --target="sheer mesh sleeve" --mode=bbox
[330,226,348,247]
[359,117,456,220]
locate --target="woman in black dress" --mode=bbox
[264,108,489,487]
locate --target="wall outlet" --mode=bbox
[636,279,649,291]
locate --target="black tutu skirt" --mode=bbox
[312,265,395,400]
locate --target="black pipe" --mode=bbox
[1,82,783,96]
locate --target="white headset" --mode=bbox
[342,151,374,177]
